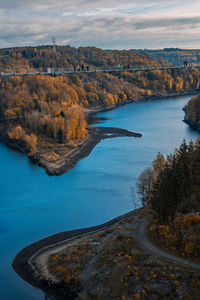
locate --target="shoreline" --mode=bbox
[13,207,200,299]
[0,125,142,176]
[13,209,141,299]
[183,119,200,132]
[11,90,200,298]
[1,90,199,176]
[30,126,142,175]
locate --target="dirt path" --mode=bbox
[12,210,139,295]
[137,217,200,270]
[13,211,200,299]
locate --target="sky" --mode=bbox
[0,0,200,49]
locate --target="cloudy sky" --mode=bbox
[1,0,200,49]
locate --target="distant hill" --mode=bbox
[1,45,200,170]
[139,48,200,67]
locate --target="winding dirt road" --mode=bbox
[13,211,200,299]
[137,218,200,271]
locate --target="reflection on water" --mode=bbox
[87,116,110,124]
[0,94,199,299]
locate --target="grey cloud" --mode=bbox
[0,13,200,48]
[0,0,199,48]
[0,0,187,12]
[133,17,200,30]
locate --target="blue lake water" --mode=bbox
[0,95,199,299]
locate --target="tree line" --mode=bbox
[137,139,200,221]
[140,139,200,262]
[0,45,159,73]
[183,94,200,129]
[1,46,200,154]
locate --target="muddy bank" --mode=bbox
[0,125,141,175]
[1,90,199,176]
[13,207,200,300]
[30,126,142,175]
[12,209,140,299]
[27,91,199,176]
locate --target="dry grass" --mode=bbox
[48,210,200,299]
[149,214,200,264]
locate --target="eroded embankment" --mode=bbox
[13,208,200,300]
[2,90,199,176]
[12,210,140,299]
[0,125,142,176]
[30,126,142,175]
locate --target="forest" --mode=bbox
[183,94,200,130]
[144,48,200,67]
[137,139,200,262]
[0,45,160,73]
[1,45,200,155]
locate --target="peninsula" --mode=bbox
[13,140,200,299]
[1,46,200,175]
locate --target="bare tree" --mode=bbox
[130,186,137,210]
[137,168,155,207]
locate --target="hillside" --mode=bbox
[142,48,200,67]
[0,46,159,73]
[137,139,200,262]
[13,209,200,300]
[1,46,200,174]
[184,94,200,130]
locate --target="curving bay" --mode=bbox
[0,95,200,300]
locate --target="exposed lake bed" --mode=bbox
[30,126,142,176]
[13,207,200,299]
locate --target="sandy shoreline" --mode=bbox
[12,209,141,299]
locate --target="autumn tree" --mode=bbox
[137,168,156,207]
[25,133,38,153]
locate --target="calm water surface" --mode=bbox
[0,95,199,299]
